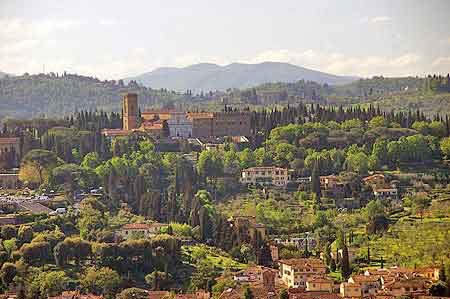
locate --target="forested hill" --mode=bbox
[1,72,449,120]
[0,73,185,120]
[0,71,9,79]
[125,62,358,91]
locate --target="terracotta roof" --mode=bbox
[279,258,325,266]
[363,174,385,182]
[122,223,152,229]
[148,291,170,299]
[243,166,288,172]
[414,266,439,273]
[307,276,334,283]
[142,120,164,130]
[350,275,381,283]
[341,282,362,288]
[279,258,326,271]
[0,137,20,145]
[48,291,104,299]
[290,291,341,299]
[101,129,130,137]
[187,112,214,119]
[122,222,168,230]
[384,277,428,289]
[219,288,240,299]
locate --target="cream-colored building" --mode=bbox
[305,276,334,292]
[279,258,327,288]
[240,167,291,187]
[340,282,362,298]
[348,275,381,296]
[116,223,168,240]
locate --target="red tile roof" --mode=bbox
[122,223,152,229]
[101,129,130,137]
[0,137,20,145]
[148,291,170,299]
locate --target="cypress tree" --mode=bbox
[311,160,321,200]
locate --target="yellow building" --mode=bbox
[240,166,291,187]
[279,258,327,288]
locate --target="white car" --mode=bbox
[55,208,67,214]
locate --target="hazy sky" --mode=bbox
[1,0,450,79]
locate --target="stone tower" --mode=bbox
[122,93,138,130]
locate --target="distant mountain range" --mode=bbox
[0,71,10,79]
[125,62,358,91]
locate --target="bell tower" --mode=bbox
[122,93,138,130]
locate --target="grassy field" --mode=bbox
[182,244,246,271]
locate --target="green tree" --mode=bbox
[440,137,450,158]
[410,193,432,218]
[190,259,217,291]
[311,160,321,200]
[1,225,18,240]
[197,150,224,181]
[279,289,289,299]
[369,116,389,128]
[345,152,369,174]
[20,241,52,267]
[244,287,254,299]
[145,271,171,291]
[0,262,17,286]
[429,281,449,296]
[81,152,101,169]
[17,225,33,244]
[19,149,58,186]
[340,242,351,279]
[369,139,388,169]
[273,143,298,167]
[341,119,363,130]
[81,267,121,298]
[34,271,69,298]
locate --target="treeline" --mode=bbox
[424,74,450,93]
[249,102,450,145]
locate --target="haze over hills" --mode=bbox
[125,62,359,92]
[0,71,9,79]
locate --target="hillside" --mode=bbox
[0,73,185,120]
[126,62,358,91]
[1,72,449,120]
[0,71,9,79]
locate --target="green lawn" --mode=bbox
[182,244,246,271]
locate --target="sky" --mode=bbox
[1,0,450,79]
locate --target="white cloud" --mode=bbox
[0,18,85,42]
[244,49,420,77]
[98,19,126,26]
[70,47,153,79]
[0,18,86,75]
[360,16,391,24]
[432,57,450,66]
